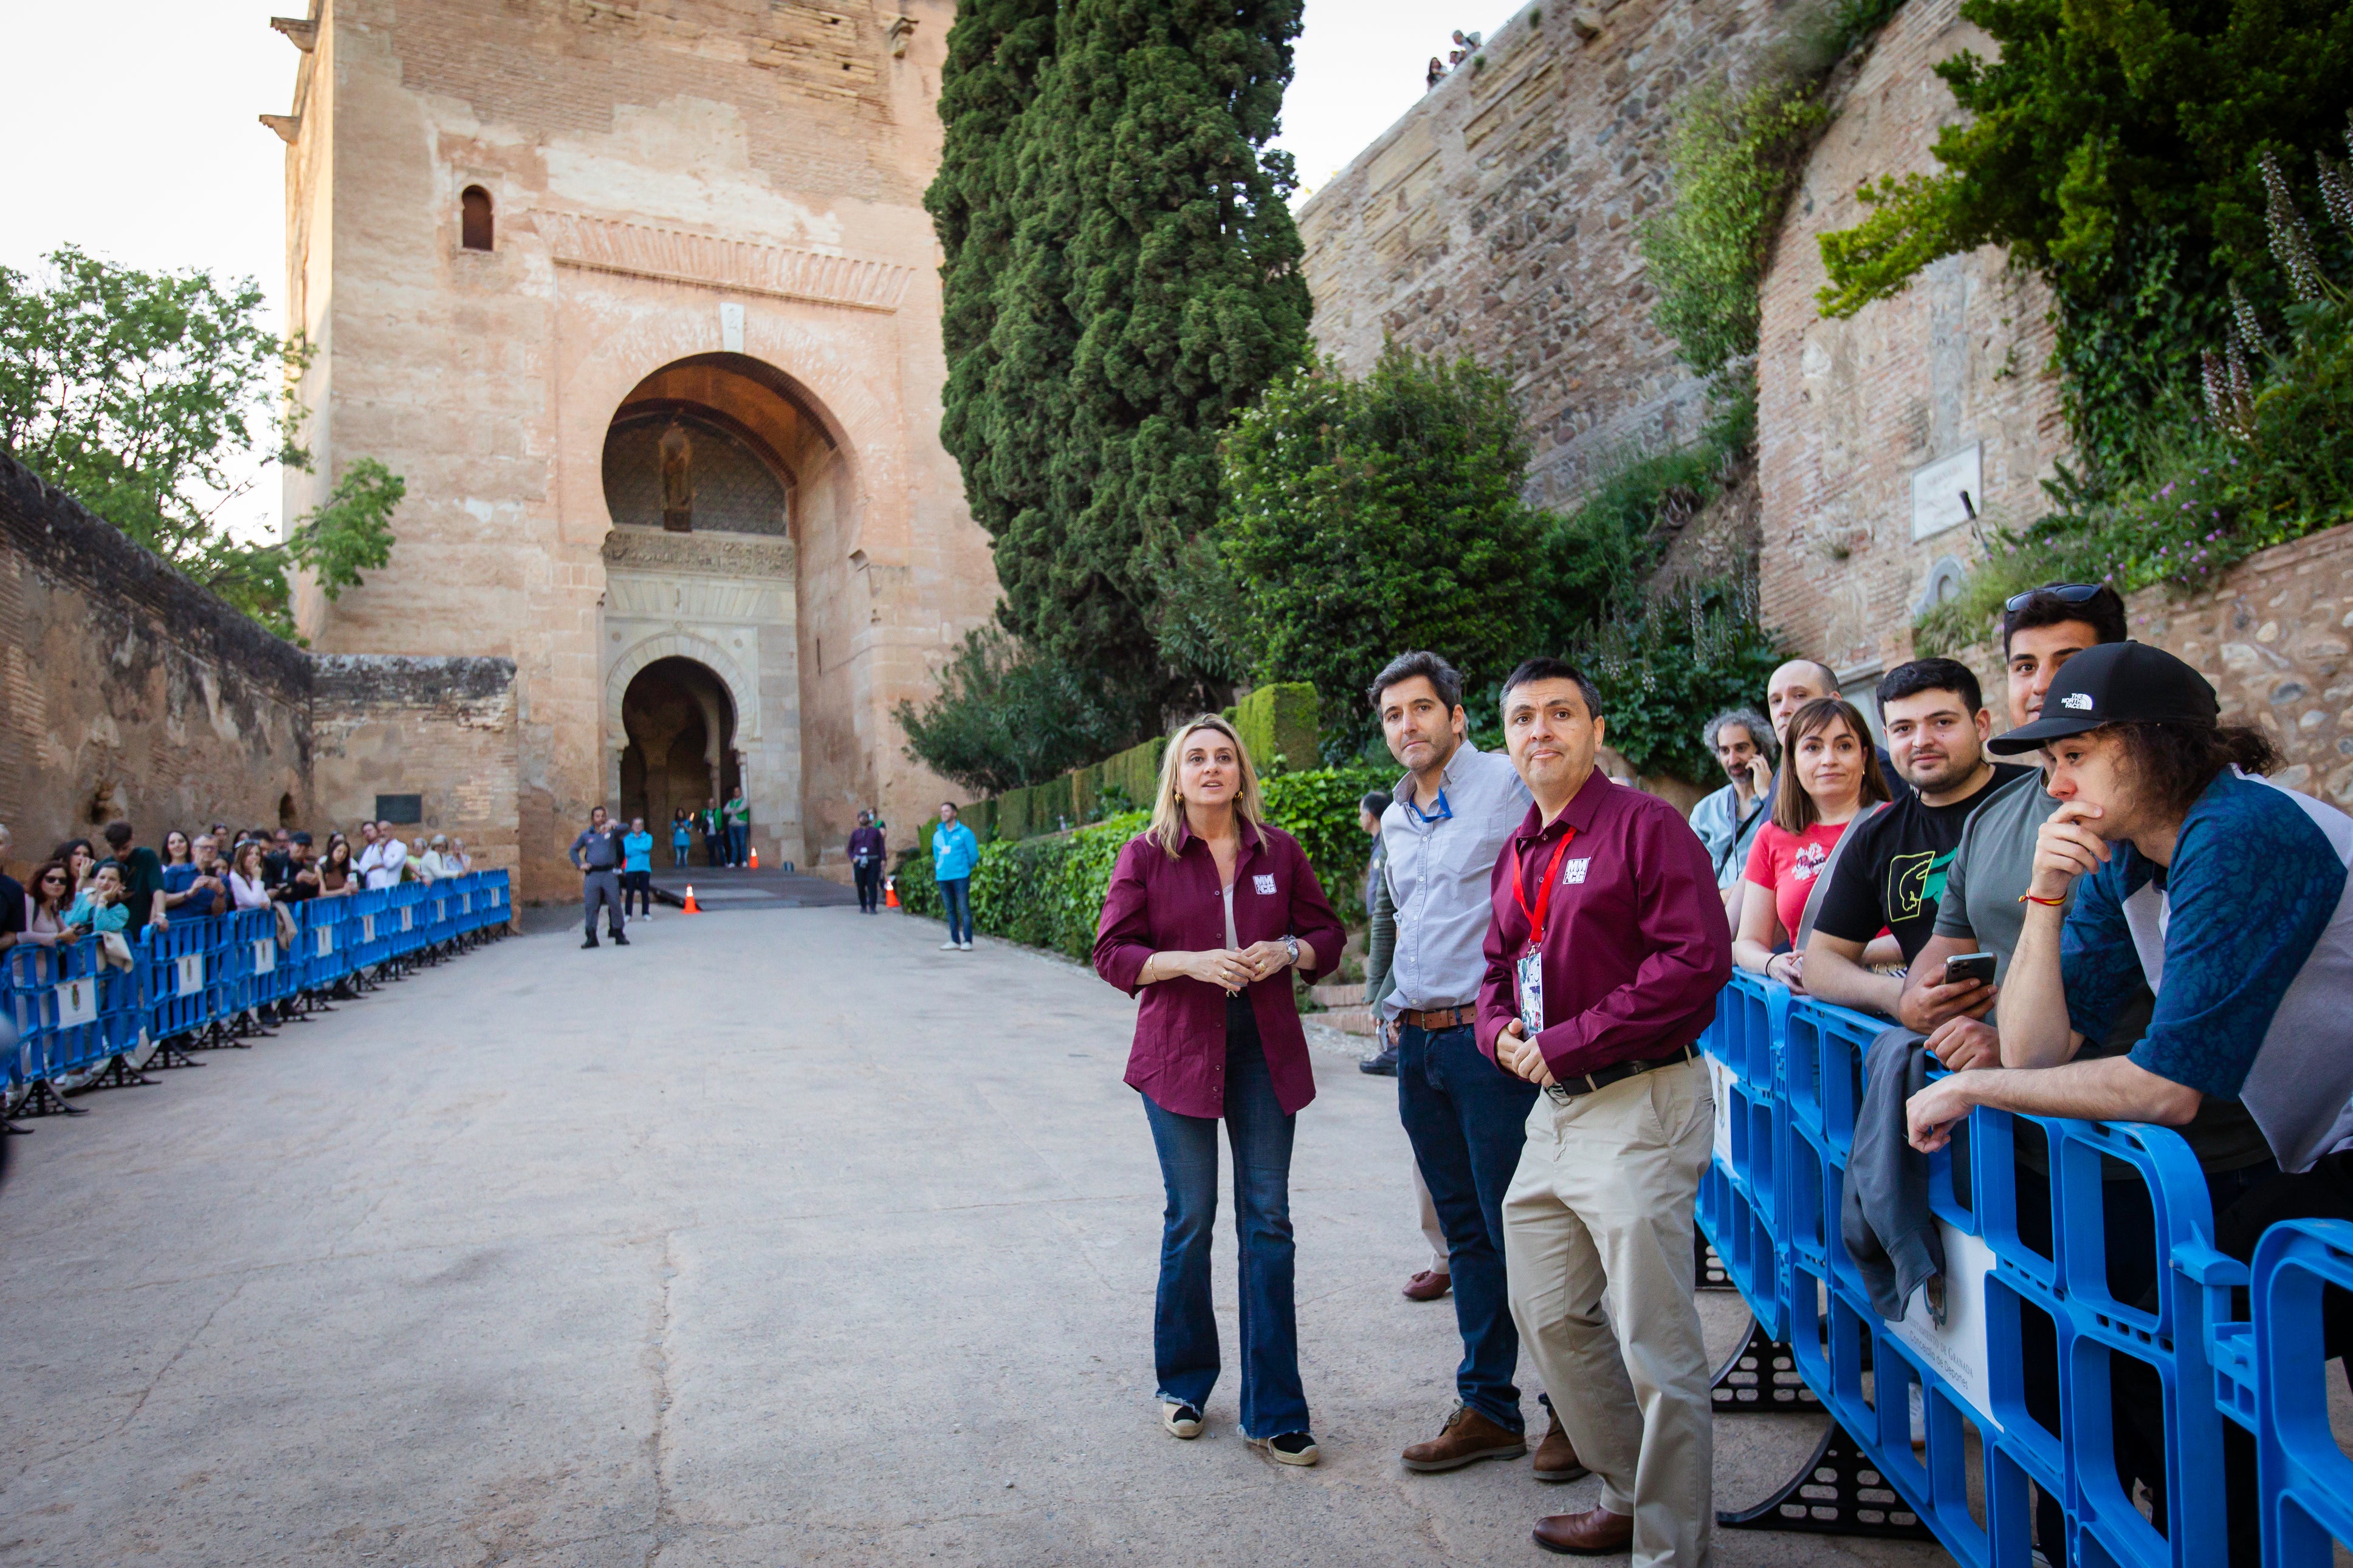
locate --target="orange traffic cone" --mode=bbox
[749,847,759,869]
[884,877,899,909]
[682,885,701,914]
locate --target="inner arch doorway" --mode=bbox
[620,657,739,861]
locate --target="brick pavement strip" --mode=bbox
[0,909,1953,1566]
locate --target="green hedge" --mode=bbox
[1232,683,1319,776]
[972,684,1319,842]
[895,764,1393,960]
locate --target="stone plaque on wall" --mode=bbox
[1911,444,1982,541]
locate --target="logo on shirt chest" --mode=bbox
[1253,874,1277,895]
[1561,858,1591,886]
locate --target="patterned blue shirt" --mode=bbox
[2063,769,2348,1100]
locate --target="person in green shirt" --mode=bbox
[724,789,751,868]
[100,820,168,934]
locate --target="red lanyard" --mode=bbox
[1514,828,1577,948]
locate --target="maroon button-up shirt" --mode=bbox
[1477,769,1732,1081]
[1093,818,1345,1118]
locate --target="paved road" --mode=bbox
[0,908,1951,1566]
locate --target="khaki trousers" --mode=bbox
[1505,1058,1714,1568]
[1413,1159,1451,1273]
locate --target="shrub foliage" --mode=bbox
[893,628,1131,795]
[896,766,1391,960]
[1218,345,1550,759]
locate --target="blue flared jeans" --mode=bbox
[1139,998,1308,1439]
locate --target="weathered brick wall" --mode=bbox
[1755,0,2066,697]
[312,657,521,872]
[1296,0,1778,508]
[0,450,521,882]
[1948,523,2353,805]
[0,454,312,864]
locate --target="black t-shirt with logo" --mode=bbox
[1811,762,2036,964]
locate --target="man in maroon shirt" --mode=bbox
[1477,658,1731,1563]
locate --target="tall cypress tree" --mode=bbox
[924,0,1056,546]
[930,0,1311,726]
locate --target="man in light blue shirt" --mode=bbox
[1688,708,1774,920]
[1368,651,1579,1485]
[930,802,981,951]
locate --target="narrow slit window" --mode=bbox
[461,185,494,252]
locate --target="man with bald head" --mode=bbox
[1765,659,1839,747]
[1766,658,1905,798]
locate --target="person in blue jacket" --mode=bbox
[930,802,981,951]
[622,816,656,922]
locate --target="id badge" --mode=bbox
[1514,948,1545,1036]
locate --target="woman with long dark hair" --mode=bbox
[1093,714,1345,1465]
[1731,697,1896,991]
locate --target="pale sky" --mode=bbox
[0,0,1522,538]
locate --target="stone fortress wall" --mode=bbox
[1297,0,1780,510]
[0,452,520,866]
[1753,0,2066,711]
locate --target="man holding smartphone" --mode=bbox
[1800,659,2032,1015]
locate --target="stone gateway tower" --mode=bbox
[270,0,994,898]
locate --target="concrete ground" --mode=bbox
[0,905,1953,1567]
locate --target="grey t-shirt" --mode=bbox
[1936,770,2270,1173]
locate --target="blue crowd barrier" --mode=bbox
[1699,978,2339,1567]
[2248,1220,2353,1566]
[4,869,510,1126]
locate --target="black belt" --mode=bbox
[1543,1044,1699,1101]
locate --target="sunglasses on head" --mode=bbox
[2004,583,2106,614]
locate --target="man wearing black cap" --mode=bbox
[1905,639,2353,1564]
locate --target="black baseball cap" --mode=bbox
[1987,640,2219,755]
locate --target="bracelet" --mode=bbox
[2018,893,2066,908]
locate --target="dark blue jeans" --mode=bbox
[1397,1021,1541,1433]
[938,877,972,944]
[729,823,749,865]
[1140,1001,1307,1439]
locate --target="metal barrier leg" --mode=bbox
[1709,1316,1823,1414]
[145,1034,204,1069]
[88,1055,159,1091]
[1696,1231,1737,1290]
[13,1080,88,1118]
[1717,1417,1936,1539]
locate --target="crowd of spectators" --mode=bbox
[1687,583,2353,1564]
[0,816,476,955]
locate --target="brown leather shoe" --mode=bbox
[1401,1403,1528,1472]
[1402,1268,1452,1302]
[1533,1507,1634,1556]
[1531,1409,1589,1482]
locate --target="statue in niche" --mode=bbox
[659,420,695,532]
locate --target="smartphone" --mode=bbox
[1942,952,1996,987]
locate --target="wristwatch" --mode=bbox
[1282,933,1300,968]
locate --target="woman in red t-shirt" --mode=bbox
[1734,696,1895,991]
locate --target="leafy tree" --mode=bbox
[1813,0,2353,483]
[1580,575,1786,782]
[930,0,1313,728]
[1218,345,1550,758]
[0,245,402,635]
[894,628,1132,795]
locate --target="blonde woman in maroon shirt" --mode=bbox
[1094,714,1344,1467]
